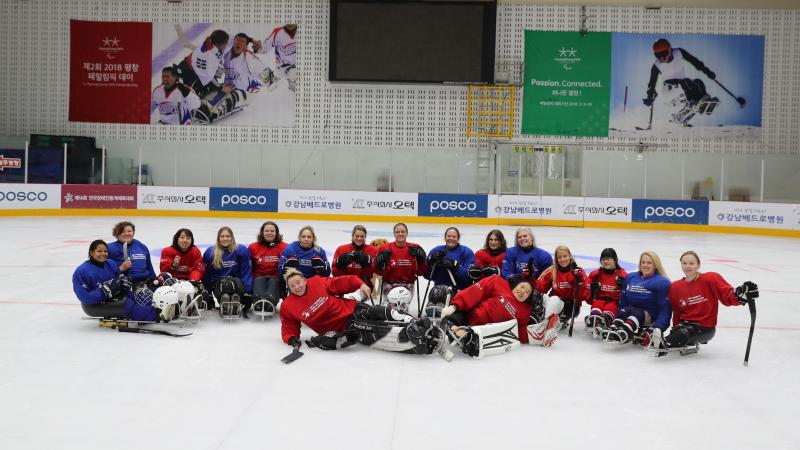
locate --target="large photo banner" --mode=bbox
[522,31,764,140]
[69,20,296,127]
[69,20,153,124]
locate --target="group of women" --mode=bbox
[72,220,758,355]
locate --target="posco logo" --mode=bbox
[644,206,695,219]
[429,200,477,212]
[0,191,48,202]
[221,194,268,207]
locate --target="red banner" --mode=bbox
[69,20,152,124]
[61,185,137,209]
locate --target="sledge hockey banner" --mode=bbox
[521,31,612,136]
[522,31,764,140]
[151,23,296,126]
[69,20,153,124]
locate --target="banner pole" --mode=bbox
[63,143,68,184]
[138,146,142,185]
[101,146,106,184]
[24,141,29,184]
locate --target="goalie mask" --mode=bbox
[153,286,180,309]
[386,286,412,314]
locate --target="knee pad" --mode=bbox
[543,294,564,317]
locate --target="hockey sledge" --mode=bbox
[83,317,192,337]
[647,343,701,357]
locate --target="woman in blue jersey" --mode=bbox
[72,240,159,321]
[278,225,331,279]
[501,227,552,284]
[107,221,156,285]
[601,251,672,344]
[424,227,475,293]
[202,226,253,316]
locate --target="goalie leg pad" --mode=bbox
[527,314,562,347]
[458,319,520,359]
[349,320,434,354]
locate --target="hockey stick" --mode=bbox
[414,254,422,319]
[117,327,192,337]
[420,261,438,316]
[743,297,756,366]
[635,104,653,131]
[174,24,198,51]
[712,79,746,108]
[568,270,580,337]
[123,242,128,261]
[281,346,304,364]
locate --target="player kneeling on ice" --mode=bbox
[73,240,180,322]
[600,251,671,346]
[440,274,564,357]
[280,269,440,355]
[656,251,758,356]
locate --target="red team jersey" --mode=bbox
[535,268,590,303]
[585,268,628,303]
[279,275,364,343]
[451,275,532,344]
[159,246,205,281]
[473,249,505,270]
[374,242,428,284]
[669,272,740,328]
[248,241,288,278]
[332,243,379,285]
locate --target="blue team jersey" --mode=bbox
[72,259,120,305]
[108,239,156,283]
[501,246,553,281]
[202,244,253,293]
[619,271,672,330]
[424,244,475,291]
[278,241,330,279]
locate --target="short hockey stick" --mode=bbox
[117,327,192,337]
[712,79,746,108]
[743,297,756,366]
[420,261,438,316]
[568,272,580,338]
[281,345,304,364]
[635,104,654,131]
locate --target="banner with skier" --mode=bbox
[151,23,296,126]
[522,31,764,140]
[609,33,764,140]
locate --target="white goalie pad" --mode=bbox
[366,326,419,353]
[527,314,562,347]
[470,319,520,359]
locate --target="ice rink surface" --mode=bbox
[1,216,798,450]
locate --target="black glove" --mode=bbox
[100,274,130,300]
[523,259,535,281]
[705,69,716,80]
[177,83,191,97]
[311,257,327,275]
[590,281,601,298]
[288,336,302,350]
[375,250,392,270]
[643,88,657,107]
[481,266,500,278]
[408,245,426,264]
[428,250,447,265]
[354,252,371,266]
[468,265,482,280]
[440,258,458,270]
[735,281,759,304]
[615,275,625,289]
[573,267,586,282]
[283,258,299,272]
[335,252,353,269]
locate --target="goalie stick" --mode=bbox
[743,297,756,366]
[281,346,304,364]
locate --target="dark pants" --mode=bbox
[253,276,282,305]
[666,322,716,347]
[81,301,126,319]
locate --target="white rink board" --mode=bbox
[279,189,417,216]
[137,186,210,211]
[708,201,795,230]
[0,183,61,209]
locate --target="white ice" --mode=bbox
[1,216,797,450]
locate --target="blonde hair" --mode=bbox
[212,226,237,270]
[515,227,536,247]
[542,245,574,291]
[283,267,304,284]
[297,225,320,252]
[640,251,669,281]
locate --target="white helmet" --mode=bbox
[153,286,180,309]
[386,286,412,314]
[172,281,197,304]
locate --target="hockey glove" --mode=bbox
[441,305,457,319]
[440,258,459,271]
[288,336,302,350]
[407,245,426,264]
[311,257,327,275]
[481,266,500,278]
[335,252,353,269]
[643,88,657,107]
[573,267,586,282]
[590,281,601,298]
[100,274,129,300]
[375,250,392,270]
[283,258,300,271]
[523,259,535,281]
[615,275,625,289]
[468,265,482,281]
[354,251,371,266]
[735,281,759,304]
[428,250,447,265]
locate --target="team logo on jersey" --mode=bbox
[0,155,22,171]
[98,36,123,60]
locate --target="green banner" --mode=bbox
[522,31,611,136]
